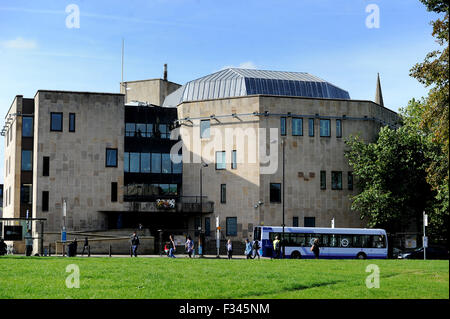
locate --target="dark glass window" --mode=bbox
[69,113,76,132]
[162,154,172,174]
[320,171,326,190]
[308,118,314,137]
[43,156,50,176]
[231,150,237,169]
[280,117,286,136]
[304,217,316,227]
[125,123,135,137]
[151,153,161,173]
[21,184,32,204]
[159,124,170,139]
[320,119,330,137]
[21,150,32,171]
[348,172,354,190]
[200,120,210,139]
[205,217,211,237]
[215,151,226,170]
[22,116,33,137]
[168,184,178,195]
[172,157,182,174]
[332,171,343,190]
[292,118,303,136]
[106,148,118,167]
[195,217,201,236]
[111,182,118,202]
[42,191,49,212]
[336,119,342,138]
[136,123,146,137]
[124,152,129,173]
[226,217,237,236]
[130,152,140,172]
[50,112,63,132]
[220,184,226,203]
[140,153,150,173]
[146,124,153,137]
[270,183,281,203]
[293,216,299,227]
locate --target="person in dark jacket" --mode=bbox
[81,237,89,256]
[131,232,140,257]
[0,239,7,256]
[311,238,320,259]
[168,235,176,258]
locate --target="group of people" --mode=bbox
[271,235,320,259]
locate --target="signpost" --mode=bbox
[423,212,428,260]
[331,218,335,228]
[216,216,220,258]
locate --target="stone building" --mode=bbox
[2,67,399,254]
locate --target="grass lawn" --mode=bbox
[0,256,448,299]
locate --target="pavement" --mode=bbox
[5,253,267,259]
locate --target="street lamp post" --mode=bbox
[200,162,208,257]
[282,138,286,259]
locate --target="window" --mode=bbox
[151,153,161,173]
[231,150,237,169]
[304,217,316,227]
[140,153,151,173]
[172,157,182,174]
[220,184,226,203]
[292,118,303,136]
[332,171,343,190]
[336,119,342,138]
[162,153,172,174]
[136,123,146,137]
[106,148,118,167]
[21,150,32,171]
[293,216,299,227]
[200,120,210,139]
[146,124,153,137]
[50,112,63,132]
[168,184,178,195]
[111,182,118,202]
[125,123,135,137]
[308,118,314,137]
[226,217,237,236]
[205,217,211,237]
[215,151,226,170]
[42,191,49,212]
[270,183,281,203]
[320,171,326,190]
[22,116,33,137]
[280,117,286,136]
[69,113,76,132]
[320,119,330,137]
[130,152,140,172]
[195,217,201,236]
[159,124,170,139]
[124,152,129,172]
[348,172,354,190]
[43,156,50,176]
[21,184,32,204]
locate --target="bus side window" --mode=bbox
[353,235,361,248]
[361,235,371,248]
[321,234,329,247]
[329,234,338,247]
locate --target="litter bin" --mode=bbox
[67,242,77,257]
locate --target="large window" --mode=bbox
[348,172,354,190]
[124,152,129,172]
[162,154,172,174]
[304,217,316,227]
[125,123,136,137]
[292,118,303,136]
[140,153,150,173]
[22,116,33,137]
[320,171,326,190]
[21,150,32,171]
[336,119,342,138]
[231,150,237,169]
[111,182,118,202]
[220,184,226,203]
[106,148,118,167]
[42,191,49,212]
[332,171,343,190]
[124,152,180,174]
[270,183,281,203]
[130,152,140,172]
[215,151,226,170]
[159,124,170,139]
[69,113,76,132]
[200,120,210,139]
[280,117,286,136]
[308,118,314,137]
[50,112,63,132]
[136,123,146,137]
[293,216,299,227]
[320,119,331,137]
[21,184,32,204]
[226,217,237,236]
[151,153,161,173]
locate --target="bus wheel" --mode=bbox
[291,251,301,259]
[357,253,367,260]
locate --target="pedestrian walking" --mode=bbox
[168,235,176,258]
[227,239,233,259]
[244,239,253,259]
[185,236,194,258]
[81,237,89,256]
[311,238,320,259]
[252,239,261,259]
[25,230,33,256]
[272,236,281,259]
[0,238,7,256]
[130,232,140,257]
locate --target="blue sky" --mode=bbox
[0,0,443,182]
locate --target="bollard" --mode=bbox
[109,244,112,257]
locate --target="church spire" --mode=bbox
[375,73,384,107]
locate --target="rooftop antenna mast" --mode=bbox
[121,38,128,102]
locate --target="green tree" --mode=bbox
[345,121,435,235]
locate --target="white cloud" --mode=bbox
[221,61,258,70]
[1,37,37,49]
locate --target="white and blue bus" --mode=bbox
[253,226,387,259]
